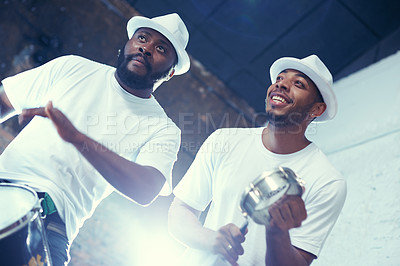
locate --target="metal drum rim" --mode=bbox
[240,167,303,225]
[240,167,288,214]
[0,183,40,240]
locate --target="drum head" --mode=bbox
[0,184,38,230]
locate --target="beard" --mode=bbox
[266,111,308,128]
[265,99,313,128]
[116,51,170,90]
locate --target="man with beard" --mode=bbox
[0,13,189,265]
[168,55,347,266]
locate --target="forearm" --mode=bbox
[17,102,166,204]
[168,198,217,252]
[72,132,165,205]
[265,229,310,266]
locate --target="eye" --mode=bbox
[156,45,166,53]
[137,35,146,42]
[295,80,305,88]
[276,76,283,82]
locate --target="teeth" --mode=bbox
[272,95,288,103]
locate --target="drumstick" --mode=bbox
[240,219,248,234]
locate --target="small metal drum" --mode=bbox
[240,166,304,225]
[0,183,52,265]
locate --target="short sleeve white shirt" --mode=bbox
[0,55,181,241]
[173,127,346,266]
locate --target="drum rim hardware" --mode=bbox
[239,166,304,227]
[0,182,53,265]
[0,183,42,240]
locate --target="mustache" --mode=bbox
[125,53,151,70]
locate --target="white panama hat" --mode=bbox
[127,13,190,75]
[269,54,337,122]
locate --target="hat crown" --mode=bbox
[152,13,189,49]
[301,55,333,86]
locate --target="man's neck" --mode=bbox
[114,72,153,99]
[262,123,311,154]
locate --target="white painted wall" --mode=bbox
[308,51,400,266]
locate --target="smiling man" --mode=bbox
[168,55,347,266]
[0,13,189,265]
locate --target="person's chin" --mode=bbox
[127,65,148,77]
[266,108,287,117]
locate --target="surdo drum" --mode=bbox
[240,167,304,225]
[0,183,52,266]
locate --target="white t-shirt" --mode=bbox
[173,127,346,266]
[0,55,181,241]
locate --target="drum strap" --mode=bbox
[38,193,68,238]
[39,192,57,216]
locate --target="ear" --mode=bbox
[165,68,175,81]
[169,68,175,78]
[309,102,327,119]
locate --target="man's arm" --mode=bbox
[265,195,315,266]
[168,197,246,266]
[20,101,166,205]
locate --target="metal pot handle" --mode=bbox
[279,166,304,196]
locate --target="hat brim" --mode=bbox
[127,17,190,75]
[269,58,337,122]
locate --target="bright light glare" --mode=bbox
[111,214,185,266]
[134,225,185,265]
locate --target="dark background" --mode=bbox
[129,0,400,113]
